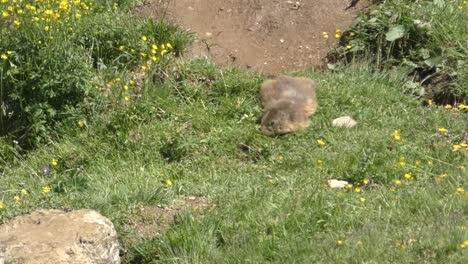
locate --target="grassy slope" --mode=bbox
[1,60,467,262]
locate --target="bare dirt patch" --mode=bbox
[135,0,367,74]
[125,196,211,240]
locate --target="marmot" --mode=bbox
[260,76,318,136]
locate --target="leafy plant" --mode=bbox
[328,0,468,103]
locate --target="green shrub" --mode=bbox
[328,0,468,103]
[0,0,191,148]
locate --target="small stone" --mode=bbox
[332,116,357,128]
[205,32,213,37]
[327,179,349,189]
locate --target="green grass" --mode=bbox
[1,0,467,263]
[1,61,467,262]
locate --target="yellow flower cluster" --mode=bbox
[0,0,94,32]
[0,185,51,211]
[452,142,468,152]
[119,37,174,74]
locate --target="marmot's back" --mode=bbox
[260,76,317,115]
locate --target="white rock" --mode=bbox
[0,209,120,264]
[332,116,357,128]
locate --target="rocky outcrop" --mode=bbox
[0,209,120,264]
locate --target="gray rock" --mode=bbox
[332,116,357,128]
[0,209,120,264]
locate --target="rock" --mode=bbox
[0,209,120,264]
[332,116,357,128]
[327,179,349,189]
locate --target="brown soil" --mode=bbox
[135,0,367,74]
[126,196,211,240]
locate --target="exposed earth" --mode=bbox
[136,0,368,74]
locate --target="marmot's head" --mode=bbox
[261,108,291,136]
[261,105,308,136]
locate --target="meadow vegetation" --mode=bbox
[329,0,468,104]
[0,0,467,263]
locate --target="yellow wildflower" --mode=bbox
[460,165,465,171]
[392,130,401,141]
[317,139,326,146]
[337,240,344,246]
[427,161,433,166]
[359,197,366,203]
[118,45,125,51]
[141,35,148,42]
[42,186,51,194]
[444,104,452,109]
[362,179,369,185]
[151,44,158,50]
[14,19,21,27]
[0,201,4,209]
[438,128,448,135]
[44,26,50,32]
[166,43,173,49]
[346,45,352,50]
[453,144,462,151]
[165,179,172,186]
[458,104,468,110]
[414,161,421,167]
[389,187,396,192]
[124,96,129,102]
[335,33,341,39]
[16,9,23,15]
[14,195,21,204]
[394,180,402,186]
[75,13,82,19]
[1,54,7,60]
[346,183,353,189]
[124,85,129,90]
[52,159,59,166]
[404,173,413,180]
[456,187,465,193]
[21,189,28,195]
[355,187,361,193]
[161,49,168,56]
[2,11,8,18]
[78,120,85,128]
[427,99,433,105]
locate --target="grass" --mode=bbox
[1,0,467,263]
[1,60,467,262]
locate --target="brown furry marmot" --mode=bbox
[260,76,318,136]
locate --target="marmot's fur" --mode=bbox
[260,76,318,136]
